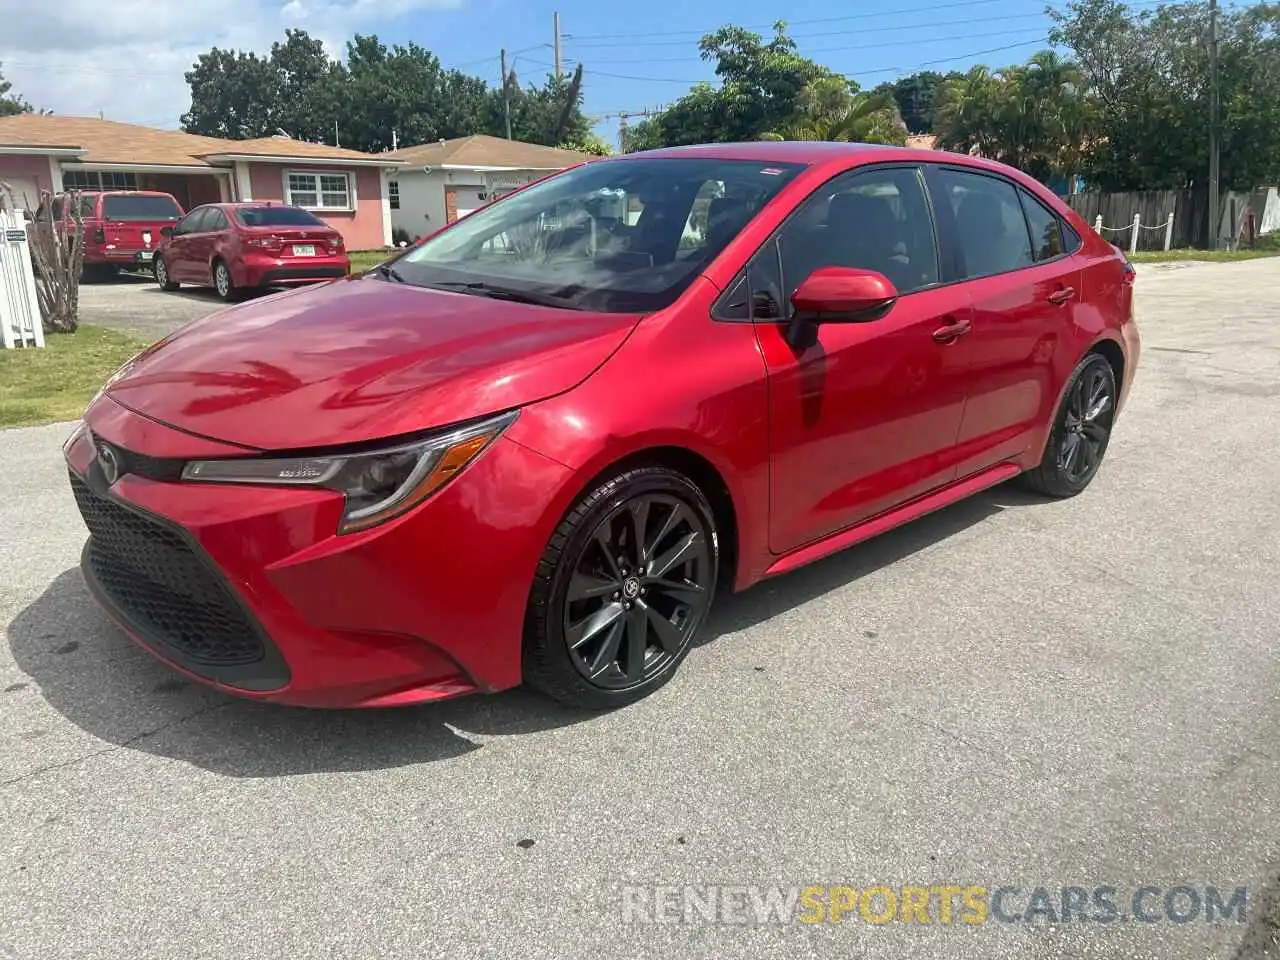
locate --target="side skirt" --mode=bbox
[762,461,1022,579]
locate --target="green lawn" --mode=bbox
[0,325,150,429]
[1129,247,1280,263]
[349,249,393,274]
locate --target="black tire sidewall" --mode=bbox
[525,467,719,709]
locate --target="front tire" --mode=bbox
[523,466,719,710]
[154,256,179,291]
[1020,352,1117,498]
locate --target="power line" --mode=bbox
[568,25,1052,66]
[563,0,1017,41]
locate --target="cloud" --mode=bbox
[0,0,460,128]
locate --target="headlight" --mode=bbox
[181,411,517,533]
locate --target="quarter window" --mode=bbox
[1019,188,1065,261]
[937,168,1034,278]
[286,171,352,211]
[776,166,941,302]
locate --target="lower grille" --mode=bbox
[71,472,267,668]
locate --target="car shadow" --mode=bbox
[6,481,1038,779]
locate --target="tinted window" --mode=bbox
[938,169,1033,278]
[235,206,326,227]
[77,195,96,218]
[1062,221,1082,254]
[715,240,785,321]
[205,209,229,231]
[1019,188,1064,261]
[396,158,805,313]
[178,208,210,234]
[776,165,940,300]
[102,194,182,221]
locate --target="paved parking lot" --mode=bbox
[2,259,1277,959]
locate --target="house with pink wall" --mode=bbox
[0,115,404,250]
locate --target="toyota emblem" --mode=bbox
[96,442,120,485]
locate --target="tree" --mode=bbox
[762,76,907,144]
[1050,0,1280,191]
[181,48,288,138]
[874,71,953,134]
[1,63,32,117]
[627,22,837,148]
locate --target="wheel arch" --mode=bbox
[550,442,743,596]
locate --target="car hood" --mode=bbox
[105,277,641,451]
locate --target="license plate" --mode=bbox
[292,244,316,257]
[136,251,154,261]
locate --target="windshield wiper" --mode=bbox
[375,262,407,283]
[427,280,576,309]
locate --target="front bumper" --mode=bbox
[65,398,571,708]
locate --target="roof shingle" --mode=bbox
[387,134,592,170]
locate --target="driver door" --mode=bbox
[748,164,975,554]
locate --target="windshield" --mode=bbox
[393,157,805,312]
[102,195,182,221]
[235,206,326,227]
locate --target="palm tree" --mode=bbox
[762,76,908,144]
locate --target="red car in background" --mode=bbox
[155,202,350,301]
[37,190,184,279]
[68,142,1140,712]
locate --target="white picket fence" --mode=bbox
[1093,211,1176,254]
[1,207,44,349]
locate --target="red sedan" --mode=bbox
[67,142,1140,710]
[154,202,350,301]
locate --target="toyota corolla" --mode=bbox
[65,142,1139,710]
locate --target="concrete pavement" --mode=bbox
[1,258,1277,959]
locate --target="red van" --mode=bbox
[41,191,185,278]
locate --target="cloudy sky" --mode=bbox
[0,0,472,128]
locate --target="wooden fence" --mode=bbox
[1065,187,1266,250]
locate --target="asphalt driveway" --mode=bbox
[77,271,232,340]
[1,259,1277,959]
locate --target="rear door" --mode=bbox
[748,163,975,554]
[927,165,1084,476]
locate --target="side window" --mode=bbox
[176,209,204,235]
[78,195,96,218]
[713,240,785,322]
[776,166,940,303]
[1019,188,1064,261]
[938,169,1033,278]
[206,209,228,231]
[1062,221,1082,254]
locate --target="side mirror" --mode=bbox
[160,226,174,238]
[786,266,898,349]
[791,266,897,321]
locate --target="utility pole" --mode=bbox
[1208,0,1220,249]
[553,12,563,78]
[500,49,512,139]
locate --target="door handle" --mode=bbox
[932,317,972,343]
[1047,286,1076,305]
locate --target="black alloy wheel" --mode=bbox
[524,467,719,709]
[1021,353,1117,497]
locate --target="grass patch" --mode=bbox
[349,249,394,274]
[1130,247,1280,263]
[0,325,150,430]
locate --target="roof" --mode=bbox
[0,115,397,168]
[387,134,592,170]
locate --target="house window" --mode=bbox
[62,170,138,191]
[388,180,400,210]
[285,170,353,211]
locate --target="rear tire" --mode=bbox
[212,259,240,302]
[523,466,719,710]
[154,256,179,292]
[1020,352,1117,498]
